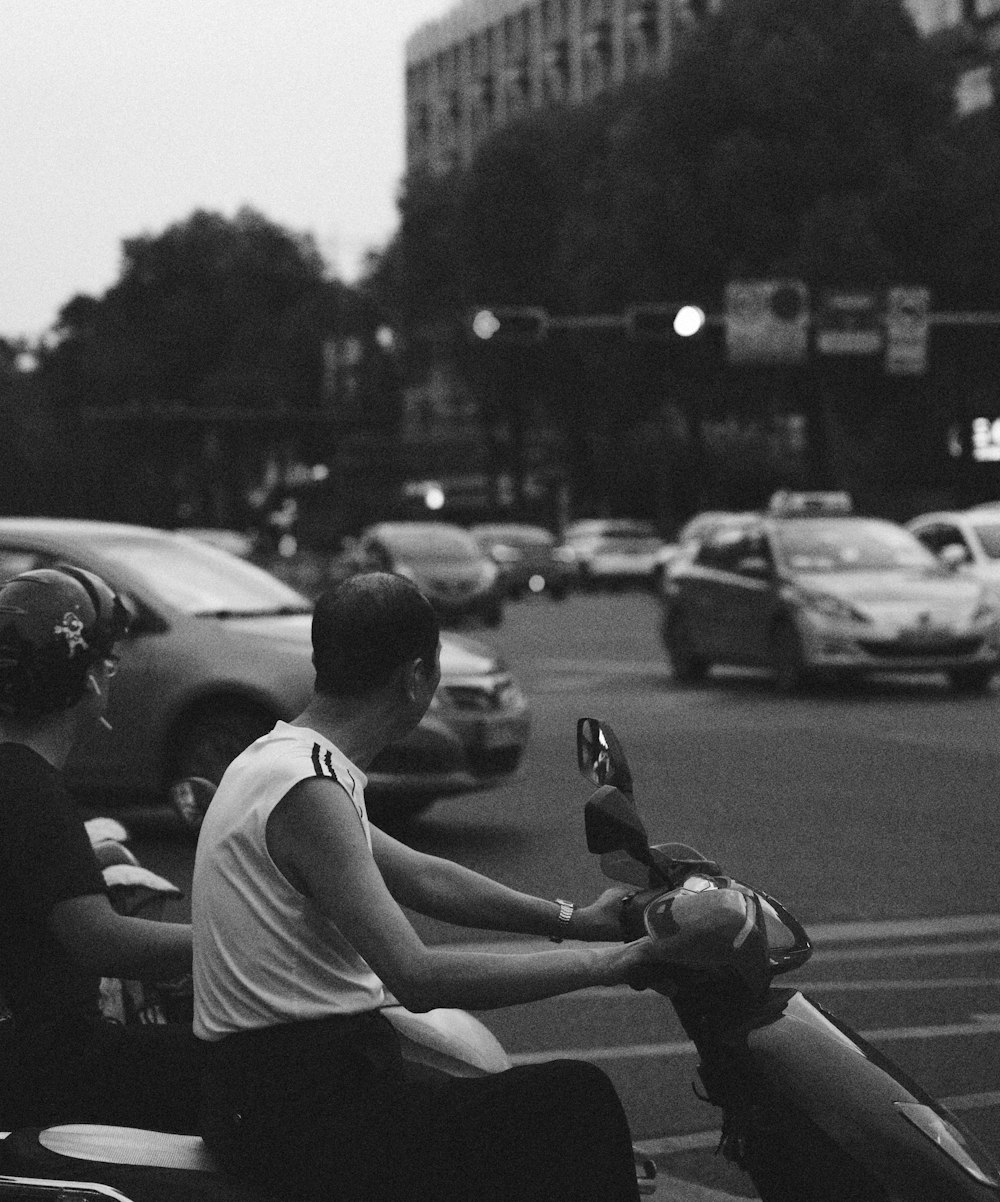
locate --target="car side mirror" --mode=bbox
[736,555,771,578]
[938,543,969,569]
[577,718,633,797]
[117,592,166,636]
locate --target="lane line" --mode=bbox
[507,1014,1000,1065]
[442,914,1000,959]
[545,974,1000,1002]
[809,913,1000,943]
[634,1091,1000,1161]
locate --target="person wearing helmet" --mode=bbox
[0,565,201,1133]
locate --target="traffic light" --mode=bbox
[468,307,549,345]
[626,303,707,341]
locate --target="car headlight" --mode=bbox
[972,590,1000,625]
[786,586,870,623]
[490,544,522,564]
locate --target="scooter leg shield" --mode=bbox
[738,991,1000,1201]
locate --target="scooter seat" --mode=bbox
[38,1125,219,1172]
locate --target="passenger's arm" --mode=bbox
[371,823,626,941]
[266,779,657,1013]
[49,894,192,979]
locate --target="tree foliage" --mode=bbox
[363,0,1000,522]
[370,0,1000,315]
[43,207,344,411]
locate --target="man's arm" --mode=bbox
[267,778,658,1013]
[371,824,627,941]
[49,895,192,979]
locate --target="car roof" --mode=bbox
[471,523,552,538]
[910,509,1000,521]
[564,518,657,535]
[0,516,183,544]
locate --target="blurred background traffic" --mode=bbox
[5,3,1000,1186]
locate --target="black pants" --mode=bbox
[200,1011,640,1202]
[0,1017,203,1134]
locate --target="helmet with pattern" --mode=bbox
[0,565,129,719]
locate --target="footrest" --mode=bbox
[39,1126,218,1172]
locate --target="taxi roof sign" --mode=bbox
[768,490,853,517]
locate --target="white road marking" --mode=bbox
[446,912,1000,960]
[811,938,1000,963]
[507,1014,1000,1066]
[636,1089,1000,1160]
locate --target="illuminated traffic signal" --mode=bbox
[468,307,549,345]
[626,303,707,341]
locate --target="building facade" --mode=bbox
[404,0,720,175]
[405,0,1000,175]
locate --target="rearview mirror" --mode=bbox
[577,718,633,797]
[939,543,969,569]
[736,555,771,578]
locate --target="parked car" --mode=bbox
[557,518,664,589]
[660,492,1000,693]
[907,509,1000,586]
[350,521,504,627]
[0,518,530,819]
[470,523,573,600]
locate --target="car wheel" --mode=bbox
[770,621,809,695]
[948,665,995,695]
[169,702,274,788]
[663,610,709,684]
[548,582,568,601]
[481,598,503,627]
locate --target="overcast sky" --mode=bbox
[1,0,457,341]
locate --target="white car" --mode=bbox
[0,519,530,821]
[661,495,1000,693]
[558,519,664,588]
[907,509,1000,586]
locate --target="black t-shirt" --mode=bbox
[0,743,106,1029]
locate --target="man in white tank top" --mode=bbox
[193,572,671,1201]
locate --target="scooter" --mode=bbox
[5,730,996,1202]
[576,715,1000,1201]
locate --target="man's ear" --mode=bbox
[399,657,422,702]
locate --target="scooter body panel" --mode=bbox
[745,990,1000,1200]
[381,1004,511,1076]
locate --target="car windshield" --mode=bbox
[383,526,481,561]
[972,522,1000,560]
[95,535,313,616]
[476,526,553,548]
[569,521,656,540]
[773,519,938,573]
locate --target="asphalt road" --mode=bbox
[133,589,1000,1197]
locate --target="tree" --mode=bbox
[45,207,337,412]
[37,208,400,526]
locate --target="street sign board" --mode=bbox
[724,279,809,364]
[885,286,931,376]
[815,289,883,356]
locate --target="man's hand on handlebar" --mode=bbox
[571,886,640,942]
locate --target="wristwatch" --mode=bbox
[550,898,575,943]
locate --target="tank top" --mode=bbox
[192,721,387,1041]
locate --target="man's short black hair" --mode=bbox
[312,572,440,698]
